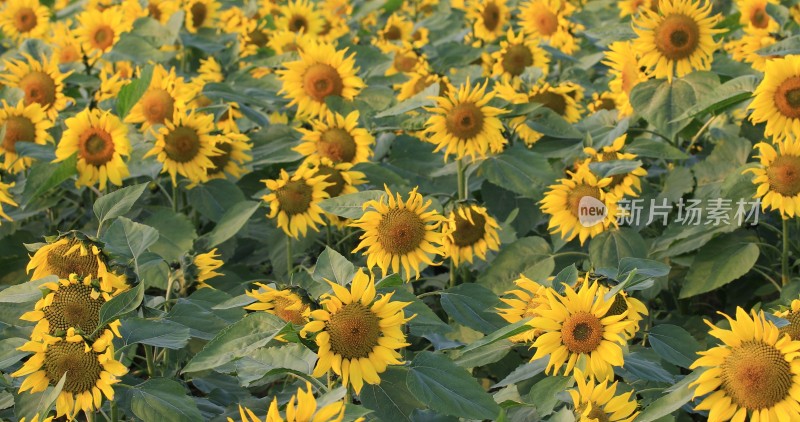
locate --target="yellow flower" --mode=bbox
[145,0,181,24]
[1,53,72,120]
[748,55,800,142]
[385,47,424,76]
[193,248,223,289]
[737,0,778,32]
[27,234,128,292]
[583,134,648,198]
[725,29,777,73]
[568,369,640,422]
[0,180,16,223]
[494,81,582,146]
[618,0,654,17]
[268,30,315,55]
[216,102,243,134]
[125,65,191,132]
[744,140,800,218]
[490,29,550,84]
[231,382,345,422]
[276,0,324,36]
[530,280,634,380]
[95,61,136,103]
[519,0,580,54]
[395,66,452,102]
[294,110,374,165]
[0,0,50,42]
[245,283,309,325]
[277,42,365,119]
[374,13,415,53]
[497,275,549,343]
[75,7,131,56]
[351,186,446,280]
[690,308,800,422]
[262,166,332,239]
[467,0,509,42]
[0,100,52,173]
[602,41,648,117]
[47,21,82,65]
[774,299,800,341]
[632,0,723,82]
[302,269,412,393]
[55,108,131,191]
[183,0,220,33]
[145,110,222,185]
[206,131,252,182]
[442,204,501,267]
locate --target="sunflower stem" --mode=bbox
[449,259,457,288]
[286,236,293,276]
[783,218,791,286]
[172,183,179,213]
[456,159,467,201]
[144,345,155,377]
[110,401,119,422]
[85,411,95,422]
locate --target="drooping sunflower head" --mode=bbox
[124,65,191,131]
[497,275,549,343]
[205,132,252,181]
[193,248,223,289]
[351,186,446,280]
[423,78,508,162]
[233,382,346,422]
[262,165,333,239]
[748,55,800,142]
[0,0,50,42]
[302,269,412,393]
[442,204,501,267]
[277,41,365,118]
[145,109,221,186]
[75,7,131,56]
[583,134,648,199]
[294,110,375,165]
[183,0,220,33]
[632,0,723,81]
[0,100,53,173]
[276,0,324,36]
[491,29,550,83]
[568,369,640,422]
[245,283,310,325]
[1,53,72,120]
[518,0,580,53]
[602,41,648,117]
[744,140,800,218]
[690,308,800,421]
[467,0,509,42]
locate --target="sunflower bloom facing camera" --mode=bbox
[0,101,52,173]
[145,110,222,186]
[262,166,332,239]
[744,140,800,218]
[1,53,72,120]
[294,110,374,165]
[0,0,50,42]
[748,55,800,142]
[442,204,501,267]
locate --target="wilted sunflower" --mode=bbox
[75,7,131,56]
[206,132,252,182]
[12,329,128,420]
[690,308,800,422]
[125,65,190,132]
[232,382,345,422]
[467,0,509,42]
[744,140,800,218]
[0,0,50,42]
[0,101,52,173]
[55,108,130,191]
[1,53,72,120]
[294,110,374,165]
[748,55,800,142]
[602,41,647,117]
[193,248,223,289]
[530,280,634,380]
[568,369,640,422]
[262,166,332,239]
[245,283,310,325]
[490,29,550,84]
[618,0,654,17]
[725,30,777,73]
[27,235,127,289]
[632,0,722,81]
[145,110,222,186]
[737,0,778,31]
[442,204,501,267]
[302,270,412,393]
[276,0,324,36]
[583,135,648,198]
[278,42,365,119]
[518,0,580,54]
[351,186,446,280]
[183,0,219,33]
[541,165,620,245]
[497,275,549,343]
[0,181,17,223]
[494,81,583,146]
[424,79,507,162]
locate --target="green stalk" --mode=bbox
[286,236,293,276]
[783,218,791,286]
[456,159,466,201]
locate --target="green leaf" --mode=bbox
[523,375,573,417]
[0,337,27,369]
[407,352,501,420]
[493,358,548,388]
[675,75,760,120]
[14,142,55,161]
[756,35,800,57]
[128,378,203,422]
[453,340,513,368]
[375,83,439,118]
[634,371,702,422]
[120,318,191,350]
[102,217,159,272]
[679,232,759,298]
[459,319,531,355]
[626,138,689,160]
[439,284,507,334]
[167,289,245,340]
[319,190,385,219]
[199,200,259,248]
[525,107,583,139]
[589,229,647,271]
[94,183,149,228]
[186,179,246,222]
[359,367,425,422]
[589,160,643,178]
[144,209,197,262]
[235,343,317,386]
[95,282,144,337]
[648,324,702,369]
[21,155,78,204]
[116,65,154,118]
[0,276,54,303]
[478,237,554,294]
[313,247,356,286]
[480,144,555,198]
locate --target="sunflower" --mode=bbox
[20,274,125,341]
[467,0,509,42]
[47,21,82,65]
[27,235,127,290]
[588,91,619,114]
[193,248,223,289]
[583,134,648,198]
[497,275,549,343]
[1,54,72,120]
[493,81,583,146]
[145,110,222,185]
[618,0,654,17]
[183,0,219,33]
[737,0,778,31]
[0,0,50,42]
[632,0,722,82]
[540,165,620,245]
[294,110,374,165]
[146,0,180,24]
[75,7,131,56]
[0,181,16,223]
[568,369,639,422]
[277,42,365,119]
[262,166,332,239]
[232,382,345,422]
[125,65,191,132]
[216,102,242,133]
[575,274,648,341]
[12,329,128,420]
[395,66,452,101]
[312,159,367,199]
[602,41,648,117]
[188,57,224,108]
[690,308,800,422]
[441,204,501,267]
[55,108,130,191]
[0,101,52,173]
[530,280,634,380]
[518,0,580,54]
[743,140,800,217]
[748,56,800,142]
[268,30,315,55]
[375,13,415,53]
[351,186,445,280]
[725,30,777,73]
[301,269,412,393]
[490,29,550,84]
[423,79,507,162]
[206,132,251,181]
[95,63,134,103]
[386,47,424,76]
[245,283,310,325]
[774,299,800,341]
[317,9,349,43]
[276,0,324,36]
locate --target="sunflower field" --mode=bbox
[5,0,800,421]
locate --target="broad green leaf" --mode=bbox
[648,324,702,368]
[440,284,507,334]
[144,209,197,262]
[634,371,702,422]
[493,358,548,388]
[0,276,55,303]
[375,83,438,118]
[120,318,191,350]
[589,160,643,178]
[459,318,531,355]
[756,34,800,57]
[167,289,245,340]
[453,340,514,368]
[478,237,554,294]
[679,232,759,298]
[94,282,144,338]
[523,376,573,417]
[589,229,647,271]
[186,179,246,222]
[360,367,424,422]
[235,344,317,386]
[675,75,760,120]
[94,183,149,228]
[0,337,27,369]
[102,217,159,271]
[116,65,154,118]
[14,143,55,161]
[21,155,78,204]
[199,201,259,248]
[128,378,203,422]
[319,190,385,219]
[313,247,357,286]
[480,144,555,198]
[525,107,583,139]
[626,138,689,160]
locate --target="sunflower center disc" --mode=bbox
[502,45,534,77]
[48,239,101,279]
[530,91,567,116]
[318,128,356,163]
[316,165,346,197]
[44,340,104,393]
[303,64,344,102]
[655,14,700,60]
[446,102,485,140]
[3,115,36,153]
[208,142,232,175]
[273,296,307,325]
[20,71,56,108]
[43,283,105,335]
[482,2,501,31]
[561,311,604,354]
[780,311,800,340]
[377,208,426,254]
[289,14,308,32]
[164,126,201,163]
[393,52,417,73]
[721,340,792,410]
[15,7,37,32]
[452,210,487,247]
[140,88,175,125]
[597,97,616,111]
[751,7,769,29]
[767,155,800,196]
[567,184,602,218]
[81,130,116,166]
[581,403,611,422]
[93,26,115,50]
[774,76,800,119]
[276,180,313,215]
[148,3,162,20]
[190,2,207,28]
[604,293,629,317]
[534,10,558,36]
[385,25,402,41]
[248,29,269,48]
[326,302,381,360]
